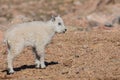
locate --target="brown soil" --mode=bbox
[0,0,120,80]
[1,29,120,80]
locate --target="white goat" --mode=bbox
[4,16,67,74]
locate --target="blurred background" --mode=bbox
[0,0,119,28]
[0,0,120,80]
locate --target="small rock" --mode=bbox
[104,22,113,27]
[82,45,89,49]
[61,71,69,75]
[116,42,120,46]
[75,71,79,74]
[61,68,69,75]
[112,16,120,25]
[63,59,73,67]
[87,13,105,24]
[75,54,79,58]
[73,0,82,6]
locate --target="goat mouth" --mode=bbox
[63,29,67,33]
[62,31,66,33]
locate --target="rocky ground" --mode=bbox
[0,0,120,80]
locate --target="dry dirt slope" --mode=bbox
[0,28,120,80]
[0,0,120,80]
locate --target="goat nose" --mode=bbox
[65,29,67,32]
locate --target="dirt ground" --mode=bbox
[0,0,120,80]
[1,29,120,80]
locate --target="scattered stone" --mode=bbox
[112,16,120,25]
[75,54,79,58]
[73,0,82,6]
[61,71,69,75]
[82,45,89,49]
[104,22,113,27]
[87,13,109,25]
[63,59,73,67]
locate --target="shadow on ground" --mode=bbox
[2,61,58,75]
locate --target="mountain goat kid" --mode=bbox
[4,16,67,74]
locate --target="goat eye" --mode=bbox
[58,23,61,25]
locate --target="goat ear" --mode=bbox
[51,15,55,22]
